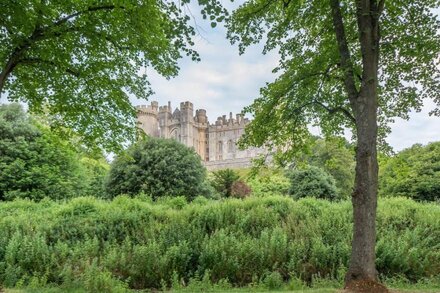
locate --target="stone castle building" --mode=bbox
[136,101,266,169]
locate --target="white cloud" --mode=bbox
[131,4,440,152]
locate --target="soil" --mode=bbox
[342,279,390,293]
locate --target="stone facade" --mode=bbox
[136,101,266,170]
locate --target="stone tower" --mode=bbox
[179,101,193,147]
[136,101,159,137]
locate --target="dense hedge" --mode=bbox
[0,196,438,291]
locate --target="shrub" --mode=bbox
[287,166,339,200]
[210,169,240,197]
[379,142,440,201]
[247,169,290,197]
[0,104,88,201]
[105,137,207,200]
[230,180,252,198]
[0,196,438,290]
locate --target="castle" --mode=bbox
[136,101,266,170]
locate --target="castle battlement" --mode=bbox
[136,100,266,169]
[136,102,158,116]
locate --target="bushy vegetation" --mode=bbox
[210,169,251,198]
[302,138,355,199]
[0,196,438,291]
[105,137,207,200]
[0,104,108,201]
[287,167,339,201]
[379,142,440,202]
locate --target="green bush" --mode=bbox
[0,104,97,201]
[210,168,240,198]
[105,137,207,200]
[379,142,440,201]
[0,196,438,290]
[301,137,355,199]
[247,169,290,197]
[287,166,339,200]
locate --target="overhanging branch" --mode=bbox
[18,58,80,77]
[329,0,359,101]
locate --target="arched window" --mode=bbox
[170,129,179,141]
[218,141,223,152]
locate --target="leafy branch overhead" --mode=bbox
[0,0,227,150]
[227,0,440,158]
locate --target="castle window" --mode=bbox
[228,140,234,153]
[218,141,223,153]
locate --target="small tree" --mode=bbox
[211,168,240,198]
[287,167,339,201]
[105,138,207,200]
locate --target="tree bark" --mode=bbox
[344,0,381,285]
[345,86,379,284]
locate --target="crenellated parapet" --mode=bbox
[136,101,159,117]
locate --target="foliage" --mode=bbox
[226,0,440,160]
[287,167,339,201]
[78,156,109,198]
[0,104,84,201]
[230,180,252,198]
[301,137,355,199]
[379,142,440,202]
[0,196,438,290]
[210,169,240,198]
[246,168,290,197]
[0,0,227,150]
[105,137,207,200]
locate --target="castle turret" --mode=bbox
[196,109,208,124]
[158,101,172,138]
[136,102,159,137]
[180,101,194,146]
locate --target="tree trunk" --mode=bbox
[345,85,379,284]
[344,0,381,284]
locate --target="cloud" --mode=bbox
[131,4,440,152]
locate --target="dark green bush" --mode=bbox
[105,137,207,200]
[287,166,339,200]
[0,196,438,290]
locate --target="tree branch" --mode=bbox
[287,99,356,124]
[329,0,359,101]
[18,58,80,77]
[312,100,356,124]
[52,5,124,28]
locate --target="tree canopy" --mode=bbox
[0,0,225,150]
[229,0,440,156]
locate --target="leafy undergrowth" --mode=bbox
[0,196,438,292]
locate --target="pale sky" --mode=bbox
[131,4,439,152]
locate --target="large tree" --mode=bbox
[0,0,225,150]
[226,0,440,287]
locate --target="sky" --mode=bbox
[131,4,439,152]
